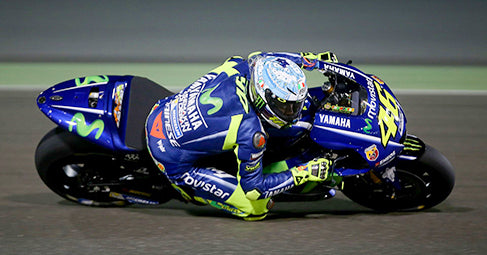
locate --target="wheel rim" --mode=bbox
[343,168,432,211]
[47,156,126,206]
[392,169,431,208]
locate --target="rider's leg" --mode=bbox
[170,167,272,220]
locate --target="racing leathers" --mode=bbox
[145,52,335,220]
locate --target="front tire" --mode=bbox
[342,144,455,212]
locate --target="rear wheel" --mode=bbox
[35,128,172,206]
[342,144,455,212]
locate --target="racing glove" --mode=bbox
[301,51,338,70]
[290,158,332,186]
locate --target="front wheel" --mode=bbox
[341,144,455,212]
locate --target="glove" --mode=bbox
[290,158,332,186]
[301,51,338,70]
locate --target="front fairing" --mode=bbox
[308,62,407,175]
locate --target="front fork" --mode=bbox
[361,134,427,198]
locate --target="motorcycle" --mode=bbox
[35,60,455,212]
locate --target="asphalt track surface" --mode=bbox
[1,89,486,255]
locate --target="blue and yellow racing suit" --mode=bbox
[146,52,326,220]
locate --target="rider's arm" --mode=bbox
[234,116,330,201]
[229,114,295,201]
[237,142,331,201]
[239,160,295,201]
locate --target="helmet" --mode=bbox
[248,56,308,129]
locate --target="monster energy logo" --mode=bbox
[403,137,422,151]
[254,95,266,109]
[250,85,266,109]
[69,112,105,139]
[199,84,223,115]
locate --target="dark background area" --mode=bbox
[1,0,486,64]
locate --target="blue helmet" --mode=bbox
[249,56,308,128]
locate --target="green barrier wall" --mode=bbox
[1,63,486,91]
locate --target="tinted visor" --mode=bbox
[265,89,304,122]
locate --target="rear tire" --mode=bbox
[342,144,455,212]
[35,128,128,206]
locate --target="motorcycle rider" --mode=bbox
[146,51,338,220]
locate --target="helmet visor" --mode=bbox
[265,89,304,122]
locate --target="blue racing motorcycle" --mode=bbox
[35,61,455,212]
